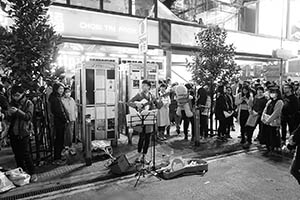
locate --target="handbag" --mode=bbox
[246,114,259,127]
[223,111,232,118]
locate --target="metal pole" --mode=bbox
[143,52,147,79]
[280,59,283,90]
[85,114,92,166]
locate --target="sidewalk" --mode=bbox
[0,124,253,199]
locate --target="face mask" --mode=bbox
[65,92,71,98]
[270,93,276,98]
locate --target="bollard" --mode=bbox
[128,127,133,145]
[85,114,92,166]
[194,108,200,147]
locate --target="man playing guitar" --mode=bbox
[128,80,159,163]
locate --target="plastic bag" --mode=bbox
[5,168,31,187]
[0,172,15,193]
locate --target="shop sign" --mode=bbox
[138,18,148,54]
[49,6,159,46]
[171,23,299,56]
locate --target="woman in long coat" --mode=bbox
[157,83,171,140]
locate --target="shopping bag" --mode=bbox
[5,168,31,187]
[0,172,15,193]
[246,114,259,127]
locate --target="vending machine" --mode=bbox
[75,60,119,145]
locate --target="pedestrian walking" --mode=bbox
[225,86,235,138]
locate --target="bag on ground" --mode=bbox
[5,168,31,187]
[0,172,15,193]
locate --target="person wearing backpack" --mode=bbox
[6,84,37,183]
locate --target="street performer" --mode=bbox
[128,80,161,163]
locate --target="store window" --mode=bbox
[132,0,155,17]
[52,0,66,3]
[103,0,129,14]
[71,0,100,9]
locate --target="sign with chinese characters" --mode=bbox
[138,18,148,54]
[48,6,159,46]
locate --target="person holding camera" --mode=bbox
[6,84,37,183]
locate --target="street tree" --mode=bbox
[187,25,240,135]
[0,0,61,90]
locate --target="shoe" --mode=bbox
[61,147,69,157]
[69,148,77,156]
[53,159,67,166]
[243,143,251,149]
[184,136,188,141]
[30,174,38,183]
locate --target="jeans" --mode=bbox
[182,111,194,139]
[239,110,249,142]
[218,119,227,137]
[10,135,35,175]
[282,116,297,142]
[200,115,208,138]
[137,131,151,154]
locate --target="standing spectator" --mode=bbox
[261,87,283,154]
[281,84,299,145]
[7,85,37,182]
[235,85,253,144]
[49,83,69,165]
[225,86,236,137]
[183,83,195,141]
[245,86,268,147]
[1,77,12,103]
[62,87,77,156]
[157,83,171,140]
[169,83,181,134]
[215,85,230,140]
[197,87,211,140]
[0,84,9,148]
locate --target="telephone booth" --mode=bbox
[75,59,119,163]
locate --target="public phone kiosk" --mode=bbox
[75,59,119,163]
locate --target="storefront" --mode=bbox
[48,5,165,79]
[160,20,300,83]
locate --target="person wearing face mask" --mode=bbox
[49,82,69,165]
[62,87,77,156]
[6,84,37,182]
[261,86,284,154]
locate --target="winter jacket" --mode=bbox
[7,97,34,138]
[49,93,69,124]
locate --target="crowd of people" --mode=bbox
[150,78,300,185]
[0,77,77,183]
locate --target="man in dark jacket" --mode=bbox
[282,84,299,144]
[289,124,300,184]
[7,85,37,182]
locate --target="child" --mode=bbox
[62,87,77,156]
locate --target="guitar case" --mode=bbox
[159,158,208,180]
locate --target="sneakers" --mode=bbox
[69,148,77,156]
[53,159,67,166]
[30,174,38,183]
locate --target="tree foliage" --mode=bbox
[187,25,240,87]
[0,0,61,90]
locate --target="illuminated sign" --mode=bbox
[48,6,159,46]
[171,23,299,56]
